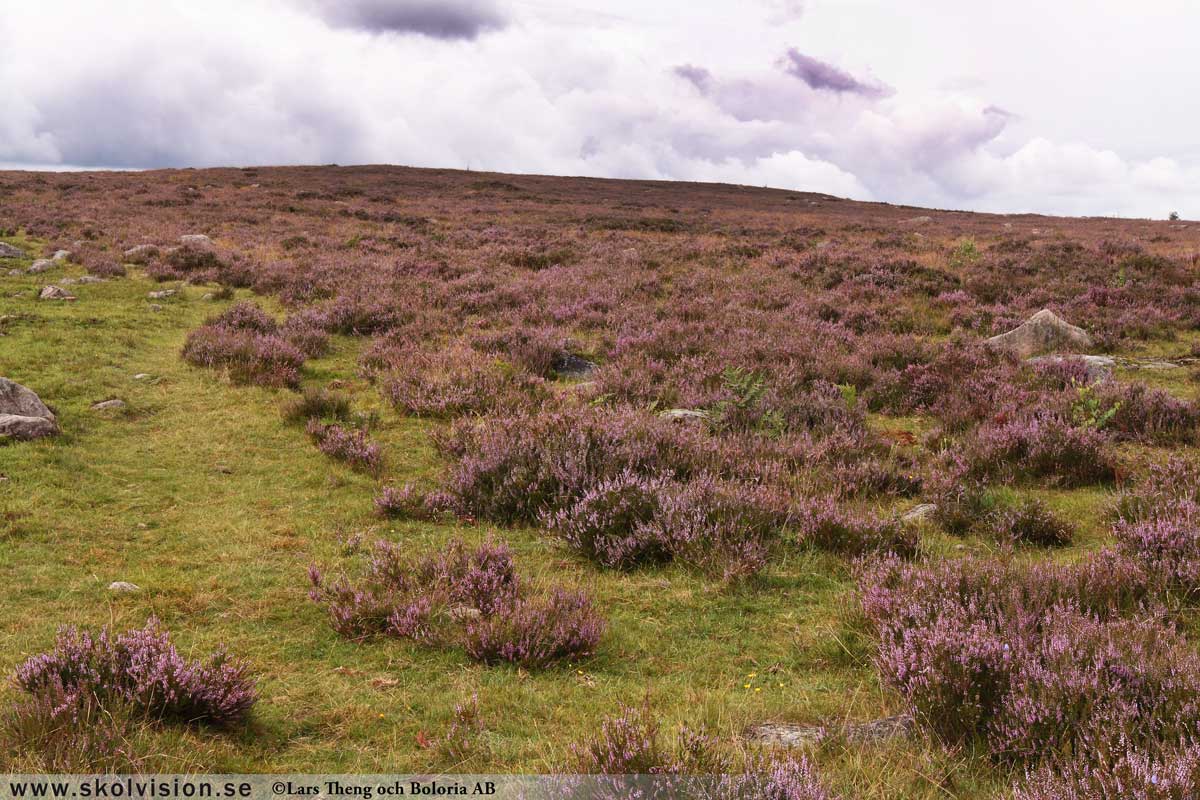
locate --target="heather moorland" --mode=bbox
[2,165,1200,797]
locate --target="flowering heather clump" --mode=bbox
[437,694,488,764]
[1,680,135,771]
[926,456,1003,535]
[375,343,547,418]
[990,498,1075,547]
[1113,503,1200,593]
[1095,381,1200,444]
[374,484,436,520]
[1113,457,1200,523]
[859,555,1190,767]
[309,538,604,668]
[1015,740,1200,799]
[13,618,256,727]
[970,412,1116,487]
[182,306,305,388]
[464,589,605,668]
[572,703,665,774]
[88,260,127,278]
[791,496,918,557]
[306,420,383,474]
[544,471,669,569]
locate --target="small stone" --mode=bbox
[51,249,70,261]
[123,244,160,263]
[660,408,709,422]
[77,275,104,284]
[749,715,913,747]
[448,605,482,622]
[6,269,22,276]
[554,353,598,378]
[901,503,937,524]
[108,581,140,594]
[38,285,75,301]
[91,399,126,411]
[0,242,25,258]
[27,259,53,274]
[201,293,215,301]
[179,234,212,247]
[133,373,152,380]
[903,216,932,225]
[147,290,176,299]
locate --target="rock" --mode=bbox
[201,292,215,301]
[91,399,126,412]
[749,714,913,747]
[77,276,104,284]
[147,290,176,299]
[660,408,709,422]
[27,259,53,274]
[51,249,70,262]
[448,605,482,622]
[1128,359,1181,371]
[903,216,932,226]
[123,244,160,263]
[1027,354,1114,382]
[985,309,1093,358]
[133,373,152,380]
[108,581,140,594]
[0,242,24,258]
[0,378,58,440]
[6,269,22,276]
[38,285,75,301]
[179,234,212,248]
[59,278,77,285]
[901,503,937,524]
[1003,222,1013,229]
[620,248,640,263]
[554,353,598,378]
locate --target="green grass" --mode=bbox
[5,240,1190,797]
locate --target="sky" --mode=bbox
[1,0,1197,219]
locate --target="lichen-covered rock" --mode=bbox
[39,285,75,301]
[27,259,53,274]
[0,242,24,258]
[986,309,1093,358]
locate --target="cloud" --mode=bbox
[305,0,506,39]
[780,49,892,98]
[0,1,1195,219]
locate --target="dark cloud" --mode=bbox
[673,64,713,93]
[310,0,506,40]
[780,48,891,97]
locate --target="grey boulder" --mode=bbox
[0,378,58,440]
[0,242,24,258]
[985,309,1093,358]
[91,399,127,412]
[123,244,160,263]
[39,285,75,301]
[27,259,53,274]
[179,234,212,248]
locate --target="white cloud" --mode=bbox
[0,0,1196,218]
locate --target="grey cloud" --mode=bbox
[309,0,506,39]
[780,48,891,97]
[673,64,713,93]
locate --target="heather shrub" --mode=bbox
[306,420,383,474]
[13,619,256,727]
[989,498,1075,547]
[969,412,1116,487]
[926,457,1005,535]
[1113,503,1200,594]
[437,694,488,764]
[1,681,139,771]
[1015,740,1200,799]
[464,589,605,668]
[1096,381,1200,444]
[791,496,918,557]
[309,538,603,668]
[209,301,278,333]
[544,471,669,569]
[572,703,665,774]
[375,484,436,520]
[1113,457,1200,523]
[280,317,331,357]
[280,385,351,423]
[88,260,127,278]
[377,343,547,417]
[182,325,305,388]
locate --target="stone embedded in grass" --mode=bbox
[553,352,597,378]
[38,285,75,301]
[123,244,159,263]
[27,259,53,274]
[900,503,937,524]
[51,249,70,261]
[107,581,140,593]
[133,373,152,380]
[0,377,58,441]
[660,408,709,422]
[749,714,913,747]
[148,289,176,299]
[179,234,212,248]
[985,309,1094,358]
[0,242,24,258]
[91,399,126,412]
[77,276,104,284]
